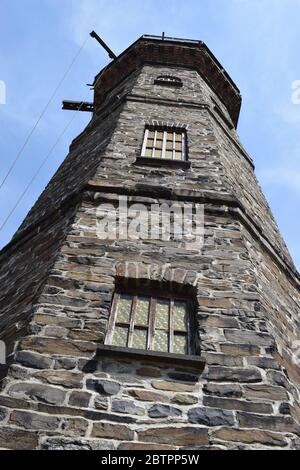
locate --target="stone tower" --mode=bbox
[0,35,299,450]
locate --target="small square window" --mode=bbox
[105,292,195,356]
[141,127,187,161]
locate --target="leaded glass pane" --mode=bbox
[117,295,132,323]
[166,141,173,150]
[156,300,169,330]
[175,142,182,151]
[173,302,187,331]
[148,131,155,139]
[174,152,182,160]
[173,334,187,355]
[155,140,163,150]
[157,132,163,139]
[112,326,128,347]
[154,149,162,158]
[165,150,173,159]
[135,297,150,325]
[175,133,182,142]
[145,148,152,157]
[132,328,148,350]
[153,330,169,352]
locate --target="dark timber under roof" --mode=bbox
[93,34,242,127]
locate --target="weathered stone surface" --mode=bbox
[203,383,242,398]
[136,367,161,378]
[94,396,109,410]
[68,391,91,408]
[16,351,52,370]
[204,353,243,367]
[220,343,260,357]
[167,372,198,382]
[8,383,66,405]
[0,427,38,450]
[212,427,288,447]
[61,417,89,436]
[41,437,115,450]
[206,367,262,383]
[247,357,280,370]
[188,407,235,427]
[242,385,289,401]
[137,427,209,446]
[237,412,299,434]
[91,422,134,441]
[86,379,121,396]
[10,410,60,431]
[224,330,274,348]
[171,394,198,405]
[54,357,77,370]
[152,380,196,392]
[32,314,81,329]
[111,399,144,416]
[127,389,169,403]
[148,404,182,418]
[0,407,8,421]
[21,336,96,357]
[33,370,84,389]
[203,396,273,414]
[118,442,176,450]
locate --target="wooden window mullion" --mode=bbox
[105,293,120,345]
[172,131,176,160]
[186,302,192,355]
[152,130,157,158]
[142,129,149,157]
[182,131,185,161]
[162,130,167,159]
[169,299,174,353]
[148,297,156,350]
[128,295,138,348]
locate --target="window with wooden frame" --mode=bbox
[105,292,195,356]
[141,127,187,162]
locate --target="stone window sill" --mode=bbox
[135,157,191,169]
[96,344,205,371]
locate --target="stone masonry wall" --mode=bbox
[0,60,299,449]
[0,196,299,449]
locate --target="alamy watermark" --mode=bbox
[292,340,300,365]
[291,80,300,105]
[96,196,204,252]
[0,341,6,365]
[0,80,6,105]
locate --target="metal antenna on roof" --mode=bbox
[162,32,165,40]
[90,31,117,60]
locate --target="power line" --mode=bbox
[0,33,90,191]
[0,103,84,234]
[0,29,113,236]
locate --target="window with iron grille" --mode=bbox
[141,127,187,161]
[154,75,183,87]
[105,292,195,355]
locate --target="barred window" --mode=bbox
[105,292,195,356]
[154,76,183,87]
[141,127,186,161]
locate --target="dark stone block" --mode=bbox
[86,379,120,396]
[188,407,235,427]
[148,404,182,419]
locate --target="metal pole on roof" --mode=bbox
[90,31,117,60]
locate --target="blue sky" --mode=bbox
[0,0,300,269]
